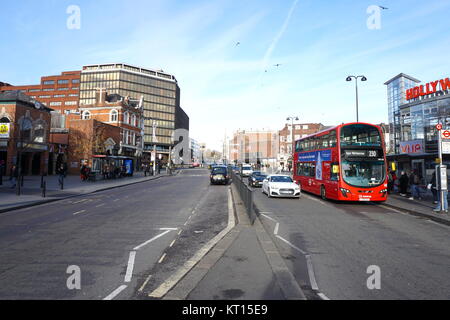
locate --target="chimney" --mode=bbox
[95,88,108,105]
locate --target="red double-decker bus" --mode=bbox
[293,122,388,202]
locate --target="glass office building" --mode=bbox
[79,63,181,154]
[385,73,450,179]
[384,73,421,154]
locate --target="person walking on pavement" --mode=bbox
[57,163,66,188]
[429,170,438,204]
[9,165,18,189]
[409,170,423,200]
[399,171,409,196]
[433,166,448,213]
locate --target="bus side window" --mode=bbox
[331,162,339,181]
[310,163,316,177]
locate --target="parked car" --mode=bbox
[248,171,267,188]
[262,175,301,198]
[191,162,200,168]
[241,164,253,177]
[210,166,230,185]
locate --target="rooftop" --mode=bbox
[384,73,421,85]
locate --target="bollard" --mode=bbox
[21,175,24,187]
[61,177,64,190]
[41,175,44,188]
[42,181,46,198]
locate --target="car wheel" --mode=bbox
[321,185,327,200]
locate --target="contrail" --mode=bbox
[257,0,299,85]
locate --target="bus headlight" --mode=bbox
[340,188,351,197]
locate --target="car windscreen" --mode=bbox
[242,166,252,170]
[252,171,262,176]
[212,167,227,174]
[270,176,293,183]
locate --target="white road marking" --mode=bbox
[96,203,105,208]
[260,213,277,222]
[133,230,172,251]
[169,239,176,247]
[426,219,449,228]
[274,222,280,235]
[306,255,319,291]
[124,251,136,283]
[275,235,308,255]
[138,275,152,292]
[178,230,182,236]
[160,228,178,231]
[73,210,86,215]
[113,199,120,202]
[73,199,88,204]
[103,285,127,300]
[317,292,330,300]
[158,253,167,264]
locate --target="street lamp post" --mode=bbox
[286,116,299,172]
[346,75,367,123]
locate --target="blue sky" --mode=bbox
[1,0,450,150]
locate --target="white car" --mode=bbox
[241,165,253,177]
[262,175,301,198]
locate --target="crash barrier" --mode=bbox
[230,169,256,225]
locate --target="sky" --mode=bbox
[1,0,450,150]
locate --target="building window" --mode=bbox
[33,123,46,143]
[43,80,54,85]
[39,95,51,98]
[58,80,69,84]
[123,112,129,124]
[110,109,118,122]
[303,125,309,130]
[19,118,33,141]
[65,101,77,106]
[131,114,136,126]
[49,102,62,106]
[53,94,65,98]
[82,111,91,120]
[72,79,80,84]
[58,88,69,91]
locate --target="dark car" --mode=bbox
[248,171,267,188]
[210,166,230,185]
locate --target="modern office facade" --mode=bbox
[385,74,450,179]
[79,63,183,157]
[384,73,421,154]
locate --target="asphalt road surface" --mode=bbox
[253,184,450,300]
[0,169,228,300]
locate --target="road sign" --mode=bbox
[442,130,450,139]
[436,124,443,130]
[442,141,450,154]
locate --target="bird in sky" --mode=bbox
[235,42,240,46]
[274,64,282,67]
[379,5,388,9]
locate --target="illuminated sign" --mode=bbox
[0,123,10,138]
[399,140,424,154]
[406,78,450,100]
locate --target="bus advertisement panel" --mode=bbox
[293,122,388,202]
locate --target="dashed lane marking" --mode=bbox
[103,285,127,300]
[158,253,167,264]
[124,251,136,283]
[73,210,86,216]
[138,275,152,292]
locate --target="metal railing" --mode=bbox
[230,169,256,224]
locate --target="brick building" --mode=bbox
[0,71,81,115]
[228,129,278,166]
[0,91,52,176]
[66,90,144,175]
[278,123,326,169]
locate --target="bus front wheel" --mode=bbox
[321,185,327,200]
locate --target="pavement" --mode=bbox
[0,170,171,213]
[383,192,450,225]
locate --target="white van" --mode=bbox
[241,165,253,177]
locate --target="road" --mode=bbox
[253,184,450,300]
[0,169,229,300]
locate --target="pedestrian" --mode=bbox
[433,166,448,213]
[428,170,438,204]
[409,170,423,200]
[57,163,66,188]
[80,164,88,181]
[399,171,409,196]
[103,163,109,180]
[387,171,394,194]
[9,164,18,189]
[391,171,397,193]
